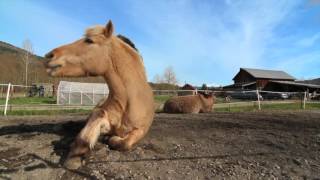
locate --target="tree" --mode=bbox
[22,39,34,86]
[201,83,208,90]
[163,66,178,85]
[153,74,163,83]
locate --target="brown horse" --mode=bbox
[163,91,215,113]
[45,20,154,169]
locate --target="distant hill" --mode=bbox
[149,82,179,90]
[0,41,104,85]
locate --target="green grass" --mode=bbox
[215,97,227,104]
[2,96,169,105]
[154,96,234,104]
[215,102,320,112]
[1,96,319,115]
[0,97,56,105]
[154,95,172,103]
[0,96,248,105]
[0,109,91,116]
[262,102,320,110]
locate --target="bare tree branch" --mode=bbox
[153,74,163,83]
[163,66,178,85]
[22,39,33,86]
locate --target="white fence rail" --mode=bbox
[1,83,319,115]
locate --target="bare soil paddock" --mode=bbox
[0,111,319,180]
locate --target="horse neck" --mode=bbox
[103,38,147,107]
[103,70,128,111]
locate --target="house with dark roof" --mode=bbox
[224,68,320,92]
[233,68,295,84]
[178,83,196,96]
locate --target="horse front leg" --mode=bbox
[64,110,110,169]
[108,128,145,151]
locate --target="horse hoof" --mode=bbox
[64,157,83,170]
[108,136,129,151]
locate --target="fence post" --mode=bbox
[303,91,306,109]
[80,91,83,105]
[256,89,261,110]
[57,85,60,105]
[68,86,71,105]
[4,83,11,116]
[92,88,95,105]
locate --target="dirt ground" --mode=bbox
[0,111,319,180]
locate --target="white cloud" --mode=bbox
[3,0,314,85]
[0,1,87,55]
[275,50,320,79]
[296,32,320,47]
[124,0,301,85]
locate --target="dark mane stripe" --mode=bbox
[117,34,138,52]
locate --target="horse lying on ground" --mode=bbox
[163,92,215,113]
[44,20,154,169]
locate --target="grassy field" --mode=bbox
[0,109,91,116]
[1,96,320,115]
[0,97,56,104]
[2,96,171,105]
[154,95,227,104]
[0,96,250,105]
[154,95,171,103]
[0,102,319,116]
[215,102,320,112]
[153,96,249,104]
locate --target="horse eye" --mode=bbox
[84,38,94,44]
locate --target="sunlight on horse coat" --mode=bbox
[44,20,154,169]
[163,92,215,113]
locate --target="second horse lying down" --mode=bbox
[163,92,215,113]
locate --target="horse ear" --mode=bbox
[105,20,114,38]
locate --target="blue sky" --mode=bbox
[1,0,320,86]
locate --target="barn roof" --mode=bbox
[234,68,296,80]
[270,80,320,89]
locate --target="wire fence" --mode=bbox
[1,83,320,115]
[153,89,320,112]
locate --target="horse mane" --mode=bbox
[117,34,138,52]
[85,26,138,52]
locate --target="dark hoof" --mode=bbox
[108,137,130,151]
[64,156,83,170]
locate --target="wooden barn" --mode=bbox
[224,68,320,92]
[263,81,320,92]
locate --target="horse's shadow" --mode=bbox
[0,120,86,166]
[0,118,281,179]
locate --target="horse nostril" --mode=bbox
[45,52,54,59]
